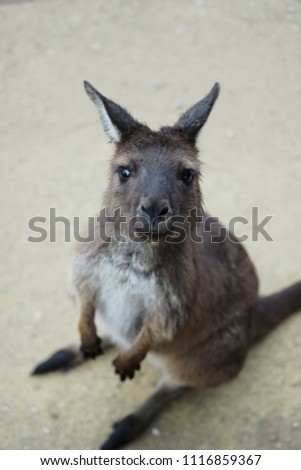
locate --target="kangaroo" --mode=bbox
[33,81,301,450]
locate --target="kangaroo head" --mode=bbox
[84,81,220,239]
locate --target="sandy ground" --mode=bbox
[1,0,301,450]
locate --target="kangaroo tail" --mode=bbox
[31,345,84,375]
[253,281,301,342]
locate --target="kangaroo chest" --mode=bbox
[95,256,181,348]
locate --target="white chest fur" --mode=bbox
[95,256,181,349]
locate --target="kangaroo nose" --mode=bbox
[139,200,171,220]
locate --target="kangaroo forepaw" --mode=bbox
[80,336,103,359]
[112,356,141,381]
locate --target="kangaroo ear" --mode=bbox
[84,81,142,143]
[174,83,220,142]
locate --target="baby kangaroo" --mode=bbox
[33,81,301,450]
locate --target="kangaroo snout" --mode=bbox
[138,198,172,221]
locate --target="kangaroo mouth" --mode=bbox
[127,212,188,243]
[132,225,168,241]
[129,217,169,242]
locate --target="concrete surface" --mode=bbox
[0,0,301,450]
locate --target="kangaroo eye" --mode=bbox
[119,167,132,181]
[180,169,194,184]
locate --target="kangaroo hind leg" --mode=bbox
[32,302,113,375]
[100,377,190,450]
